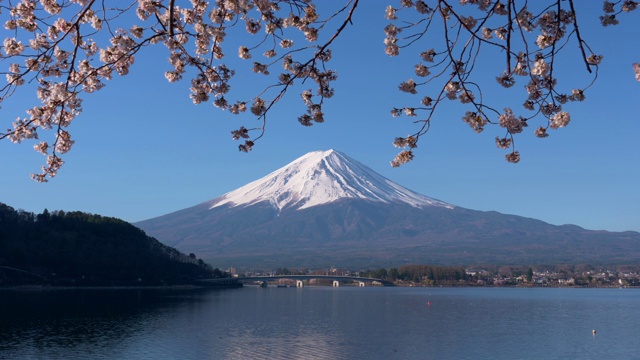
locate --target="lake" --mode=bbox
[1,286,638,359]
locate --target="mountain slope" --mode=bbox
[209,149,452,211]
[135,150,640,269]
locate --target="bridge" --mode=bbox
[235,275,394,287]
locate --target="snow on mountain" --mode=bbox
[209,149,453,212]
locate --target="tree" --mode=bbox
[387,267,399,280]
[36,208,50,222]
[0,0,637,181]
[0,203,221,285]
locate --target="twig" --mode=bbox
[568,0,592,73]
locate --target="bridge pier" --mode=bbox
[296,280,304,288]
[358,281,365,287]
[332,280,340,287]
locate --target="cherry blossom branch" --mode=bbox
[568,0,592,73]
[0,0,637,181]
[387,0,605,166]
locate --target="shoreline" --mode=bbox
[0,280,243,291]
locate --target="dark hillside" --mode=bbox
[0,203,227,286]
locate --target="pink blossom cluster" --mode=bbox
[1,0,359,180]
[386,0,637,166]
[0,0,637,180]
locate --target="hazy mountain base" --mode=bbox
[138,199,640,270]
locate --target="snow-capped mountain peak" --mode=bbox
[209,149,453,211]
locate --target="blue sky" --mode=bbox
[1,1,639,233]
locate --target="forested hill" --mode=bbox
[0,203,227,286]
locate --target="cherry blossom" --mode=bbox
[386,0,637,165]
[0,0,638,181]
[1,0,359,181]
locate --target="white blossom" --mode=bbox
[385,39,399,56]
[603,1,616,13]
[536,34,554,49]
[398,79,418,94]
[550,111,570,129]
[494,27,507,40]
[404,107,416,116]
[495,137,512,149]
[531,58,550,76]
[421,96,432,107]
[600,14,619,26]
[499,108,527,134]
[385,5,397,20]
[238,46,251,59]
[415,1,432,14]
[570,89,586,101]
[505,151,520,163]
[458,91,474,103]
[496,72,516,88]
[462,111,487,133]
[482,27,492,39]
[391,150,414,167]
[384,24,401,37]
[400,0,414,8]
[280,39,294,48]
[460,16,477,29]
[251,98,266,116]
[535,126,549,138]
[587,54,603,65]
[33,141,49,155]
[415,64,430,77]
[494,2,508,15]
[3,38,25,56]
[420,49,436,62]
[622,1,639,12]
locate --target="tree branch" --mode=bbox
[568,0,592,73]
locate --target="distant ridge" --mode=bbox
[136,150,640,269]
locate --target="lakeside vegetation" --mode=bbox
[249,264,640,288]
[359,264,640,287]
[0,203,233,287]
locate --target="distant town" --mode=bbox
[228,264,640,288]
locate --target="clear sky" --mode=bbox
[2,1,639,233]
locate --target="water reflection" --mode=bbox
[1,287,639,360]
[0,288,216,359]
[215,288,352,360]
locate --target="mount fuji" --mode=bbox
[135,150,640,269]
[210,149,452,212]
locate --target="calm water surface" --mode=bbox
[1,286,638,360]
